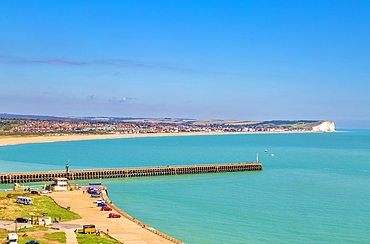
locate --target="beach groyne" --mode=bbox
[0,162,262,184]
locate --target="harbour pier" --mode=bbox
[0,162,262,184]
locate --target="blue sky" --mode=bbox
[1,1,369,127]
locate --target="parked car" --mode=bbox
[15,217,29,223]
[101,206,112,211]
[97,202,107,207]
[7,233,18,243]
[30,190,39,195]
[108,213,121,218]
[87,188,99,194]
[93,199,105,204]
[26,240,39,244]
[74,227,83,233]
[16,196,33,205]
[91,193,101,198]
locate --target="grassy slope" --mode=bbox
[0,192,80,221]
[76,232,121,244]
[44,232,67,243]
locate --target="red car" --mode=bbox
[108,213,121,218]
[101,206,112,211]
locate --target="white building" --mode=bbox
[51,177,69,191]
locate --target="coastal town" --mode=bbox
[0,115,335,136]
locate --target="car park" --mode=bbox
[101,206,112,211]
[108,213,121,218]
[15,217,29,223]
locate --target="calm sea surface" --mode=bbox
[1,131,369,243]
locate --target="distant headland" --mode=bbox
[0,113,335,145]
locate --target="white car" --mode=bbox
[93,199,105,204]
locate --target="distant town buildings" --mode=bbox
[0,117,328,136]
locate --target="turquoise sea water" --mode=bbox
[1,131,370,243]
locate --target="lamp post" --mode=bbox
[66,160,69,179]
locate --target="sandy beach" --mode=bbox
[0,130,308,147]
[0,132,235,146]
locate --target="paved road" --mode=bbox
[64,228,79,244]
[52,223,81,229]
[0,220,32,231]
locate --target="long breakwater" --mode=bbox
[0,162,262,184]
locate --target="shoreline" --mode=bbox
[0,131,314,146]
[50,186,182,243]
[101,187,184,243]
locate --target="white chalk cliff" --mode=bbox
[311,120,335,132]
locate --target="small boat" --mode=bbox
[271,154,274,157]
[265,149,268,152]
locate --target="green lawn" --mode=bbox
[44,231,66,243]
[76,232,121,244]
[19,236,50,244]
[0,192,81,222]
[17,226,50,232]
[0,229,9,243]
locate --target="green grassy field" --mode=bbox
[0,192,81,222]
[44,232,66,243]
[76,232,121,244]
[1,227,121,244]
